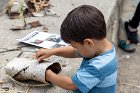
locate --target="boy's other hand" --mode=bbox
[36,48,53,62]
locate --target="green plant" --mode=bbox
[19,0,26,26]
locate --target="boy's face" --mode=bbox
[70,39,96,58]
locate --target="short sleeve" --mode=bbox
[71,65,101,93]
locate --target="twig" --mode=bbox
[120,82,140,88]
[25,86,32,93]
[0,90,24,93]
[0,48,21,53]
[17,51,23,57]
[41,0,46,8]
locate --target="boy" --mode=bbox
[36,5,118,93]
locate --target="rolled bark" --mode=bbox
[5,58,61,84]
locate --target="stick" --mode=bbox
[41,0,46,8]
[25,86,31,93]
[120,83,140,88]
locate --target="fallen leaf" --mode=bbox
[10,21,42,31]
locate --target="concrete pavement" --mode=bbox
[117,0,140,93]
[1,0,140,93]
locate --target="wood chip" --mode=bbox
[42,27,48,32]
[0,80,5,84]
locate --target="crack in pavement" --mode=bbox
[0,45,28,53]
[0,48,21,53]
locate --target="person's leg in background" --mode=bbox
[119,2,140,53]
[125,2,140,44]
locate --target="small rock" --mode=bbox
[125,55,130,59]
[62,64,66,67]
[2,87,9,91]
[120,55,130,59]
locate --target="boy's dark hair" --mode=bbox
[60,5,106,44]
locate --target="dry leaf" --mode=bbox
[10,21,42,31]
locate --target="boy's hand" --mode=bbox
[36,48,54,62]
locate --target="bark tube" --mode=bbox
[5,58,61,84]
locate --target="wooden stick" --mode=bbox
[41,0,46,8]
[25,86,32,93]
[120,82,140,88]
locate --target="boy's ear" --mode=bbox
[84,39,94,46]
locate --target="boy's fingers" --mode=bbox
[32,54,36,59]
[37,55,46,62]
[36,49,42,59]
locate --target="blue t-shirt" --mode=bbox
[71,45,118,93]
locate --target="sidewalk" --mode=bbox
[117,0,140,92]
[1,0,140,93]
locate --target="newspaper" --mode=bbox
[17,31,68,49]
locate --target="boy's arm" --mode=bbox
[46,69,77,90]
[53,45,79,58]
[36,45,80,62]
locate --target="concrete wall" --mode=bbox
[106,0,123,45]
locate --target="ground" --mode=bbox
[0,0,140,93]
[117,0,140,93]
